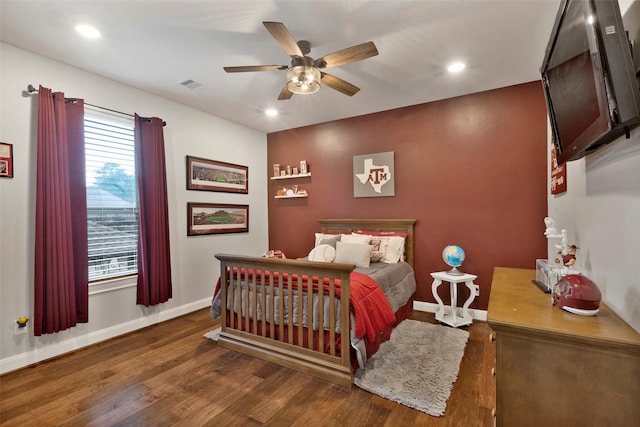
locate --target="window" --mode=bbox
[84,110,138,282]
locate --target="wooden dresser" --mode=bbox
[487,267,640,427]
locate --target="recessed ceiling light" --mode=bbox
[265,108,278,117]
[75,23,101,39]
[447,62,466,73]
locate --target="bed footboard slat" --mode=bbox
[297,273,303,347]
[268,272,275,339]
[318,277,325,355]
[260,270,267,337]
[306,275,313,350]
[286,274,293,344]
[229,267,235,330]
[329,278,335,356]
[251,269,258,335]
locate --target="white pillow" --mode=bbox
[334,242,373,268]
[341,233,372,244]
[307,244,336,262]
[373,235,405,263]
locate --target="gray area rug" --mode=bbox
[354,319,469,416]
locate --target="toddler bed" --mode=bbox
[211,219,416,386]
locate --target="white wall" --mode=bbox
[0,43,269,373]
[547,128,640,333]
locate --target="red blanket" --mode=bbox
[213,269,395,342]
[349,272,396,341]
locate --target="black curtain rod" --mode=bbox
[26,84,166,126]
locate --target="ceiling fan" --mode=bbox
[223,21,379,100]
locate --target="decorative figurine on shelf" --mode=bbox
[544,216,568,253]
[544,217,578,275]
[442,245,465,275]
[544,217,558,237]
[557,244,578,268]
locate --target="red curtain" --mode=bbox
[34,86,88,336]
[135,114,172,306]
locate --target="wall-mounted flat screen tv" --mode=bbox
[541,0,640,165]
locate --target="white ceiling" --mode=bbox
[0,1,632,134]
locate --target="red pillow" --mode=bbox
[355,229,409,238]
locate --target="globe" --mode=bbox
[442,245,465,275]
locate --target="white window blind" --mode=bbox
[84,111,138,282]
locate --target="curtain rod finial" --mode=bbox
[23,84,39,98]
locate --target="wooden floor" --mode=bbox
[0,309,495,426]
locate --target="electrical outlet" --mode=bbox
[14,323,28,335]
[475,286,480,297]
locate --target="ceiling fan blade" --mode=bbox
[224,65,287,73]
[278,86,294,100]
[263,21,304,57]
[320,73,360,96]
[315,41,378,69]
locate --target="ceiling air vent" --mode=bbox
[179,79,202,89]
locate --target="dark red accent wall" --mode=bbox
[267,82,548,310]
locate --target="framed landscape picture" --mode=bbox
[187,203,249,235]
[186,155,248,193]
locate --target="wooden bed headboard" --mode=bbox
[318,219,416,267]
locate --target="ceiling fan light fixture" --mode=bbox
[286,65,321,95]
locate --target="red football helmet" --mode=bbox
[553,274,602,316]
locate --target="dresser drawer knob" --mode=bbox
[491,367,496,377]
[489,332,496,342]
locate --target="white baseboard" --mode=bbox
[413,300,487,321]
[2,299,486,374]
[0,298,212,375]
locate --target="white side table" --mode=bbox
[430,271,479,328]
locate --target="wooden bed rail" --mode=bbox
[214,254,355,386]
